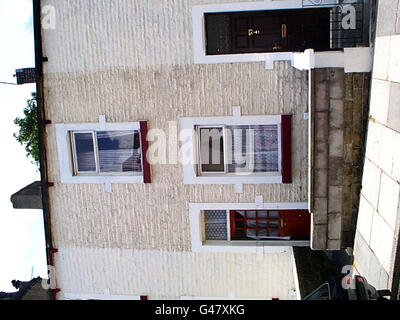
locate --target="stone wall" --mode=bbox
[312,69,370,250]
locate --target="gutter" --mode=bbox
[33,0,59,299]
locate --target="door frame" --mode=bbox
[192,1,337,67]
[189,201,310,254]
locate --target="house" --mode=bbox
[34,0,373,299]
[0,278,51,300]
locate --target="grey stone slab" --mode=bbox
[313,210,328,225]
[312,224,327,250]
[314,197,328,213]
[329,69,345,99]
[315,112,329,142]
[328,213,342,240]
[387,81,400,133]
[315,140,328,169]
[314,168,328,198]
[376,0,399,37]
[315,82,329,111]
[328,157,344,186]
[327,239,341,250]
[329,129,344,157]
[328,186,343,213]
[329,98,344,129]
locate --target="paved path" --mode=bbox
[352,0,400,300]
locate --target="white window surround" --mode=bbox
[180,115,283,184]
[55,119,144,185]
[189,201,310,253]
[192,1,372,72]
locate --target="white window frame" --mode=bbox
[189,202,310,253]
[180,115,283,184]
[56,120,144,184]
[197,124,281,177]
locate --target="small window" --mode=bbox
[71,130,142,175]
[204,210,228,240]
[197,125,279,175]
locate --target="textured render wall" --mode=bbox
[55,248,297,300]
[41,0,308,299]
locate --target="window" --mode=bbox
[180,115,291,184]
[203,209,310,242]
[71,130,142,175]
[197,124,279,176]
[56,120,151,184]
[189,203,310,252]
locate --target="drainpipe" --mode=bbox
[32,0,59,299]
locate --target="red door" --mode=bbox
[230,210,310,241]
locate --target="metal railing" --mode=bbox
[303,0,370,49]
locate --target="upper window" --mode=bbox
[180,115,291,184]
[71,130,142,175]
[56,120,151,184]
[197,124,279,176]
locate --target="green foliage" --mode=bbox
[13,93,40,167]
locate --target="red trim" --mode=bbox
[229,211,236,239]
[50,288,61,300]
[140,295,148,300]
[47,248,58,266]
[281,115,292,184]
[139,121,151,184]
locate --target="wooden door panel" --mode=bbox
[206,8,331,55]
[280,210,310,239]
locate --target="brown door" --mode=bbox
[205,8,330,55]
[230,209,310,241]
[279,210,311,239]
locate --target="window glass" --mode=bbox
[204,210,227,240]
[199,127,225,172]
[74,132,96,172]
[97,131,141,173]
[227,125,279,173]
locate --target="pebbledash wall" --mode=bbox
[41,0,309,299]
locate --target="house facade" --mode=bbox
[37,0,372,299]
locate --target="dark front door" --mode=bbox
[205,8,331,55]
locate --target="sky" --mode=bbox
[0,0,48,292]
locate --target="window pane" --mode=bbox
[74,132,96,172]
[97,131,141,173]
[199,127,225,172]
[269,211,279,218]
[227,125,279,173]
[269,220,279,228]
[204,210,227,240]
[205,13,231,55]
